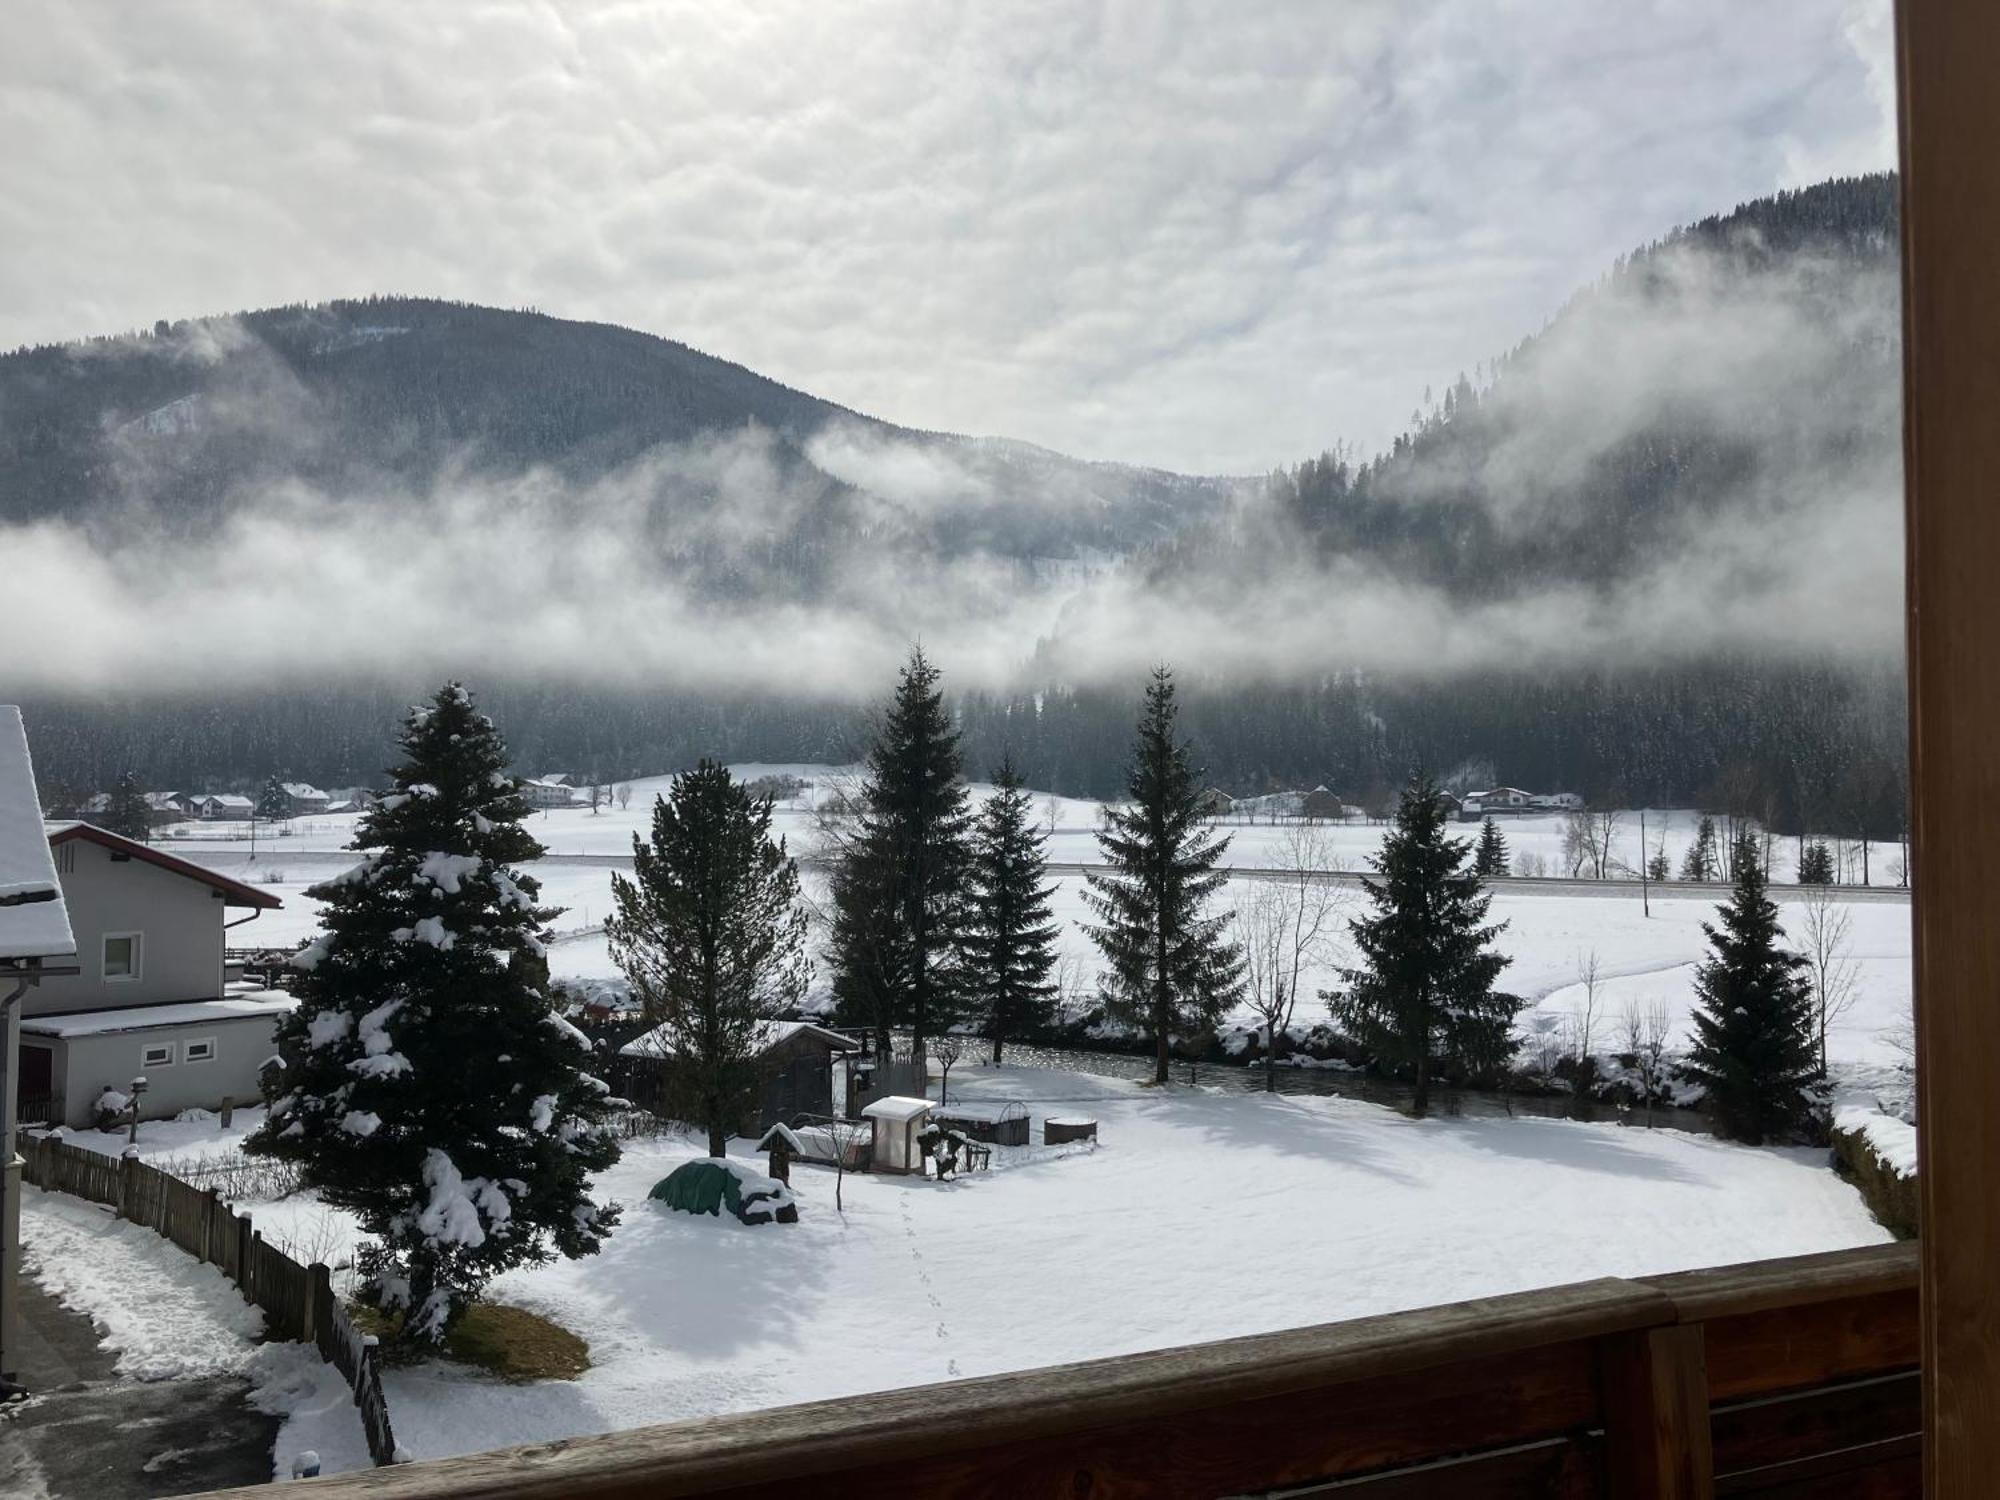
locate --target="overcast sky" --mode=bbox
[0,1,1894,475]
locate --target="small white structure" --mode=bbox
[860,1094,934,1176]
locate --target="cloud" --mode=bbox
[0,1,1896,474]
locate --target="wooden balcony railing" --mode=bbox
[191,1239,1916,1500]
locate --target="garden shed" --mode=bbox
[860,1095,934,1175]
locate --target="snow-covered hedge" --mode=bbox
[1830,1106,1919,1238]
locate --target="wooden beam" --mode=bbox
[1895,1,2000,1492]
[1603,1324,1715,1500]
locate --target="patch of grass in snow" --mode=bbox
[351,1301,590,1382]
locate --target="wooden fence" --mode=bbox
[21,1133,401,1467]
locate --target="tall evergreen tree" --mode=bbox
[102,770,152,842]
[255,774,292,823]
[1797,840,1836,885]
[248,684,620,1345]
[1680,815,1719,882]
[606,761,809,1157]
[1084,668,1243,1084]
[827,647,974,1060]
[1474,816,1509,878]
[1680,830,1822,1143]
[963,756,1061,1063]
[1329,772,1517,1117]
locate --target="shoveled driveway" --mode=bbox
[0,1269,278,1498]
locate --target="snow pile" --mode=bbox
[246,1342,376,1479]
[417,851,483,895]
[1833,1106,1918,1177]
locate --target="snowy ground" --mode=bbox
[38,1065,1890,1472]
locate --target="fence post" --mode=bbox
[306,1262,331,1349]
[117,1147,140,1222]
[238,1213,253,1295]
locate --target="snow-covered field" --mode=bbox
[158,766,1915,1092]
[41,1066,1890,1474]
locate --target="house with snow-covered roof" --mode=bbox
[521,774,577,809]
[14,823,294,1130]
[280,781,331,815]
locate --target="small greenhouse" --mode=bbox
[649,1158,798,1224]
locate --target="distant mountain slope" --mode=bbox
[0,297,1235,587]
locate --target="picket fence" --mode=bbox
[20,1134,401,1467]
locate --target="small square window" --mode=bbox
[141,1042,174,1069]
[182,1038,215,1064]
[103,932,141,982]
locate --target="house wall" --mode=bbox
[52,1015,281,1128]
[23,839,225,1016]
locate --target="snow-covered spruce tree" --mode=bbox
[247,683,620,1347]
[1329,772,1516,1118]
[1680,830,1823,1144]
[827,647,974,1060]
[255,774,292,824]
[606,761,809,1157]
[1474,816,1509,878]
[103,771,153,842]
[1084,668,1242,1084]
[962,756,1061,1063]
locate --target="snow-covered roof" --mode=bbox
[0,706,75,962]
[619,1018,860,1060]
[197,793,254,809]
[860,1095,934,1123]
[281,782,328,800]
[933,1100,1027,1124]
[757,1122,806,1153]
[21,991,296,1039]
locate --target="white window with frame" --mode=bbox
[102,931,142,982]
[182,1036,216,1064]
[141,1041,174,1069]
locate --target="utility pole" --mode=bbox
[1639,809,1650,918]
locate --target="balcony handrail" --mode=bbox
[186,1239,1916,1498]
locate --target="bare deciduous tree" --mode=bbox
[1237,823,1347,1090]
[932,1031,966,1104]
[1794,885,1861,1074]
[1622,999,1672,1128]
[616,782,633,810]
[1564,948,1604,1103]
[1564,810,1626,880]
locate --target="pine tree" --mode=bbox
[1474,816,1509,878]
[247,684,620,1346]
[606,761,809,1157]
[1680,815,1719,882]
[1797,840,1836,885]
[255,774,292,823]
[1084,668,1243,1084]
[827,647,974,1060]
[102,770,152,842]
[1329,772,1517,1117]
[963,756,1061,1063]
[1680,830,1823,1143]
[1646,848,1671,884]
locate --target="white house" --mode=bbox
[14,823,294,1130]
[1,706,77,1388]
[189,793,254,820]
[522,774,577,809]
[280,782,331,815]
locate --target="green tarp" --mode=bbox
[649,1159,798,1224]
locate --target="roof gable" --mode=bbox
[47,823,283,909]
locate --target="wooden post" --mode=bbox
[116,1147,139,1222]
[1601,1324,1714,1500]
[307,1261,331,1348]
[1896,2,2000,1492]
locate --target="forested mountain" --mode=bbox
[2,178,1910,838]
[0,296,1234,586]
